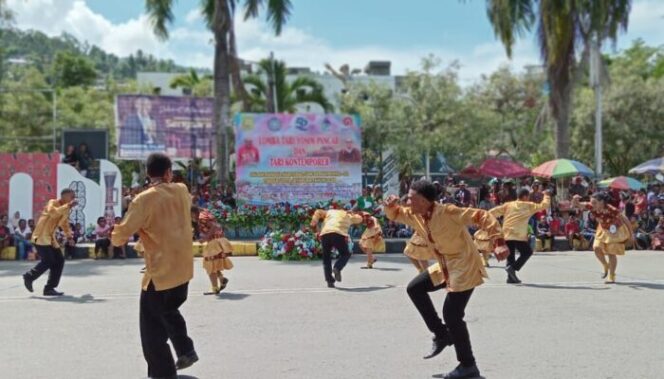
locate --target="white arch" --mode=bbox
[8,173,34,223]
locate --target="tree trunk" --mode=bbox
[554,84,572,158]
[213,0,232,186]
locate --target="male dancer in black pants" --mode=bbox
[112,153,197,379]
[385,180,509,379]
[23,188,77,296]
[310,206,363,288]
[490,189,551,283]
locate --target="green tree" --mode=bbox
[169,68,213,97]
[485,0,632,159]
[146,0,292,185]
[243,58,332,113]
[51,51,98,88]
[571,42,664,176]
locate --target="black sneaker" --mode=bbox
[23,274,34,293]
[327,281,335,288]
[43,288,64,296]
[220,277,229,291]
[333,268,342,282]
[175,350,199,370]
[423,336,452,359]
[505,266,521,284]
[443,363,481,379]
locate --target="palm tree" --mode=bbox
[485,0,631,159]
[146,0,292,185]
[243,58,333,113]
[169,69,213,96]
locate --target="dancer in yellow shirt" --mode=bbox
[489,189,551,284]
[310,207,363,287]
[22,189,77,296]
[385,180,509,379]
[198,210,234,294]
[111,153,198,378]
[359,214,383,269]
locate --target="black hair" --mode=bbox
[410,180,437,202]
[592,191,612,204]
[61,188,75,196]
[191,206,201,215]
[146,153,172,178]
[518,188,530,199]
[97,217,105,224]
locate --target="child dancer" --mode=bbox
[404,232,434,273]
[199,210,234,294]
[359,213,383,269]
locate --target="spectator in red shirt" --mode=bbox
[565,214,581,250]
[634,189,648,217]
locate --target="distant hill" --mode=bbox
[1,28,208,80]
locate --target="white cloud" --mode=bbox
[6,0,660,84]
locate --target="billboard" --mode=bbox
[234,113,362,205]
[115,95,215,160]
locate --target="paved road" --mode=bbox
[1,251,663,379]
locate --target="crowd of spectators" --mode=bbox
[62,143,94,177]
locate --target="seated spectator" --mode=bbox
[565,215,582,250]
[111,216,126,259]
[634,189,648,217]
[78,143,93,177]
[62,145,79,169]
[1,213,9,230]
[0,223,11,251]
[581,214,597,248]
[651,224,664,250]
[65,222,83,259]
[28,218,35,231]
[536,215,554,251]
[550,213,562,236]
[94,217,111,259]
[13,219,33,260]
[221,187,237,209]
[569,176,587,197]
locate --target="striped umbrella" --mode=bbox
[598,176,645,191]
[628,157,664,174]
[531,159,594,179]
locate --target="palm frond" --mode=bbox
[145,0,175,40]
[486,0,535,58]
[243,0,291,35]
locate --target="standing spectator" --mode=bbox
[454,181,471,207]
[372,185,384,203]
[622,193,635,219]
[569,176,587,198]
[490,182,502,207]
[13,219,33,260]
[78,143,93,177]
[356,187,375,211]
[433,181,445,201]
[529,180,544,203]
[221,187,237,209]
[634,189,648,217]
[94,217,111,259]
[62,145,79,169]
[502,180,517,202]
[536,216,554,251]
[477,186,492,210]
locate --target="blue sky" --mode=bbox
[6,0,664,82]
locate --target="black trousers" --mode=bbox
[25,245,65,290]
[321,233,352,283]
[407,270,476,367]
[95,238,110,256]
[140,281,195,378]
[506,240,533,271]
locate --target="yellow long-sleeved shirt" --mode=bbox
[386,203,505,292]
[489,195,551,241]
[31,199,73,248]
[112,183,193,291]
[312,209,363,237]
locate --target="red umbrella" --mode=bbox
[479,158,530,178]
[459,164,481,179]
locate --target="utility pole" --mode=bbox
[590,34,603,179]
[270,51,278,113]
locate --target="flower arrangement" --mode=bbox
[258,229,355,261]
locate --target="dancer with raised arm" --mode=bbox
[22,189,77,296]
[385,180,509,379]
[572,192,634,283]
[489,188,551,283]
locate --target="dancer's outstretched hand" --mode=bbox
[384,195,399,207]
[494,245,509,261]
